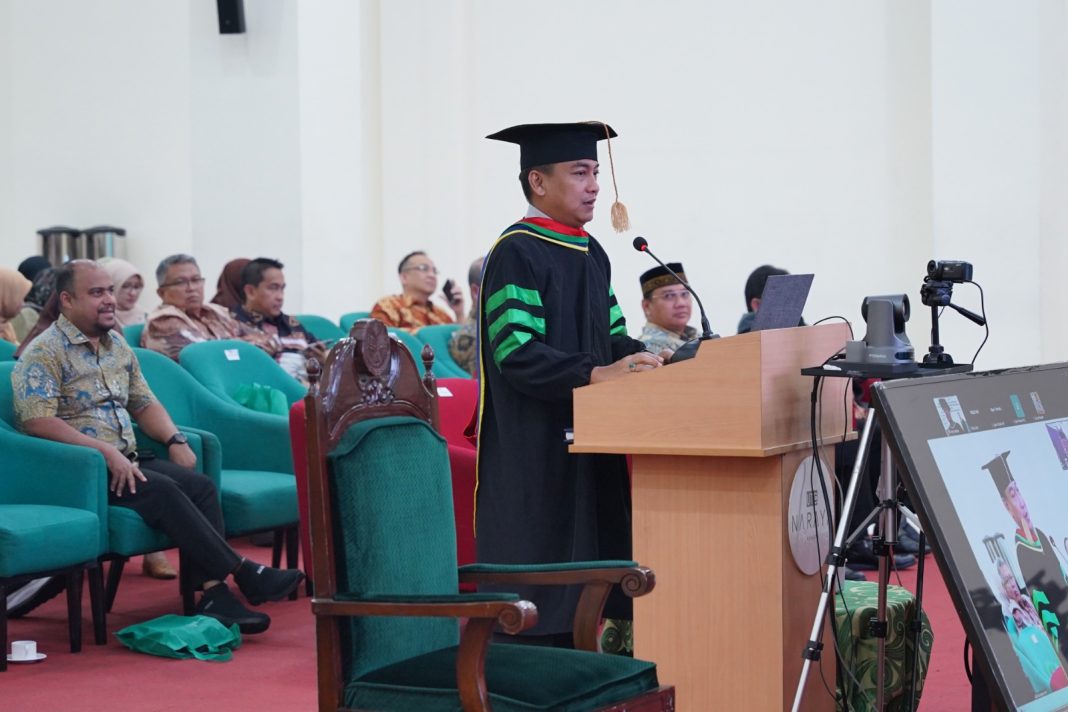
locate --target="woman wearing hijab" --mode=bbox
[210,258,250,310]
[17,255,51,283]
[10,268,56,342]
[98,257,148,327]
[0,267,32,344]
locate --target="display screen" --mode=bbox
[874,363,1068,711]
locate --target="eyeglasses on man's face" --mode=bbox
[160,276,206,290]
[651,290,691,303]
[404,264,439,275]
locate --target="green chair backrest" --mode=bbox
[0,340,15,361]
[293,314,345,343]
[415,324,471,379]
[0,361,19,429]
[386,329,427,376]
[329,416,458,679]
[135,347,293,473]
[339,311,371,335]
[123,323,145,347]
[179,339,307,407]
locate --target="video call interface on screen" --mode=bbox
[877,364,1068,711]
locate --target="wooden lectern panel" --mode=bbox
[571,323,851,457]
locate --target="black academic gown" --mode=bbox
[475,219,646,636]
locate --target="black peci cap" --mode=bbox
[486,122,618,170]
[640,263,686,297]
[983,451,1015,495]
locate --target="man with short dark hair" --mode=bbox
[12,260,304,633]
[478,121,662,645]
[370,251,464,333]
[637,262,698,354]
[232,257,325,382]
[447,256,484,376]
[142,254,278,360]
[737,264,788,334]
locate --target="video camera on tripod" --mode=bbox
[920,260,986,366]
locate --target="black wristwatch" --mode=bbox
[166,432,189,447]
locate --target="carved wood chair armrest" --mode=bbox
[458,563,655,652]
[312,593,538,712]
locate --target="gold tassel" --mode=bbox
[602,122,629,233]
[611,201,630,233]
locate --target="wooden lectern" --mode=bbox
[571,324,853,711]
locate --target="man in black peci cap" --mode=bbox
[637,262,698,355]
[477,122,662,646]
[986,451,1068,663]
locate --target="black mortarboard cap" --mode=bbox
[486,122,617,170]
[640,263,686,297]
[983,451,1015,495]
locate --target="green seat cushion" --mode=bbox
[220,470,297,536]
[107,506,174,556]
[0,505,101,577]
[346,643,659,712]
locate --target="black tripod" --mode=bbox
[791,366,965,712]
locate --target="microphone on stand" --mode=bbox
[632,236,717,363]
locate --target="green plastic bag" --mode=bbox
[115,614,242,661]
[233,382,289,416]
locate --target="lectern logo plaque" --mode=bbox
[788,455,834,575]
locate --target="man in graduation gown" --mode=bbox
[986,451,1068,664]
[477,122,663,644]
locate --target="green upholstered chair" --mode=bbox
[179,339,307,408]
[122,322,145,347]
[386,327,430,376]
[0,340,15,361]
[338,311,371,334]
[416,324,472,379]
[0,368,107,668]
[293,314,345,344]
[304,319,674,712]
[0,362,213,617]
[134,347,300,578]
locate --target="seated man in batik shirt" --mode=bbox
[637,262,698,355]
[371,251,464,333]
[231,257,326,383]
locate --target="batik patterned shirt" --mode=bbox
[638,321,698,354]
[142,302,277,361]
[12,314,155,456]
[370,294,455,333]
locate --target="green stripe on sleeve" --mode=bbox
[610,323,628,337]
[494,330,533,367]
[609,302,625,327]
[488,309,546,342]
[486,284,542,315]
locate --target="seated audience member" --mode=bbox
[143,254,278,361]
[371,251,464,332]
[98,257,148,328]
[637,263,698,354]
[210,257,250,310]
[14,292,60,359]
[17,255,51,283]
[11,268,55,342]
[0,267,32,344]
[737,264,788,334]
[448,256,484,376]
[13,261,304,632]
[232,257,325,382]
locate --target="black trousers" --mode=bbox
[108,458,241,587]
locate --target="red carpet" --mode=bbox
[4,545,971,711]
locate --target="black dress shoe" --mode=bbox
[234,561,305,606]
[842,567,866,582]
[196,583,271,634]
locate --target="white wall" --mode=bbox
[1,0,1065,369]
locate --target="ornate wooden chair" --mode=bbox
[305,318,674,712]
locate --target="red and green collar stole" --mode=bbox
[505,216,590,252]
[1017,527,1043,551]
